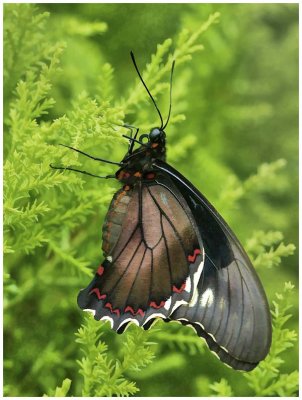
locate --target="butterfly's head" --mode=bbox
[149,127,166,145]
[136,127,166,153]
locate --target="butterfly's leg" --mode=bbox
[123,124,139,155]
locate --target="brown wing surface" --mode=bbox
[78,177,204,330]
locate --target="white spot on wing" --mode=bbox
[144,318,162,329]
[101,316,114,328]
[117,317,137,331]
[192,254,205,293]
[188,288,199,308]
[193,320,206,331]
[220,345,229,353]
[200,288,214,307]
[177,317,189,322]
[171,299,187,314]
[144,312,167,325]
[130,319,140,327]
[164,297,172,310]
[106,256,112,262]
[185,276,191,293]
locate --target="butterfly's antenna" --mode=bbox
[130,51,164,129]
[163,60,175,130]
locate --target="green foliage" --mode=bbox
[45,378,71,397]
[4,4,53,110]
[216,158,289,211]
[246,230,296,269]
[246,282,298,396]
[121,12,220,116]
[4,3,298,397]
[210,378,234,397]
[75,315,155,396]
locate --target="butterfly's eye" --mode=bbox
[149,128,164,142]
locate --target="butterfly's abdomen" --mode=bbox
[102,188,132,256]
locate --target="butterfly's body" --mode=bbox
[53,52,272,372]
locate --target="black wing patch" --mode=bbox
[77,178,204,332]
[154,160,272,371]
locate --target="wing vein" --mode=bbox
[235,260,256,360]
[161,214,173,292]
[147,186,187,256]
[123,246,148,308]
[109,237,143,297]
[113,226,139,264]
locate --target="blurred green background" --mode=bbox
[4,3,298,397]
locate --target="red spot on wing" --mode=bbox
[124,306,145,317]
[187,249,201,263]
[97,265,104,276]
[150,301,165,309]
[145,172,156,180]
[118,171,131,180]
[173,282,186,293]
[89,288,107,300]
[105,302,120,317]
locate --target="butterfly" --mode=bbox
[51,51,272,371]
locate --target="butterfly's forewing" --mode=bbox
[77,177,205,332]
[153,160,272,371]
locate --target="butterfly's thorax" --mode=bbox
[115,141,166,185]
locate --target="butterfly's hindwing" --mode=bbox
[153,160,272,371]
